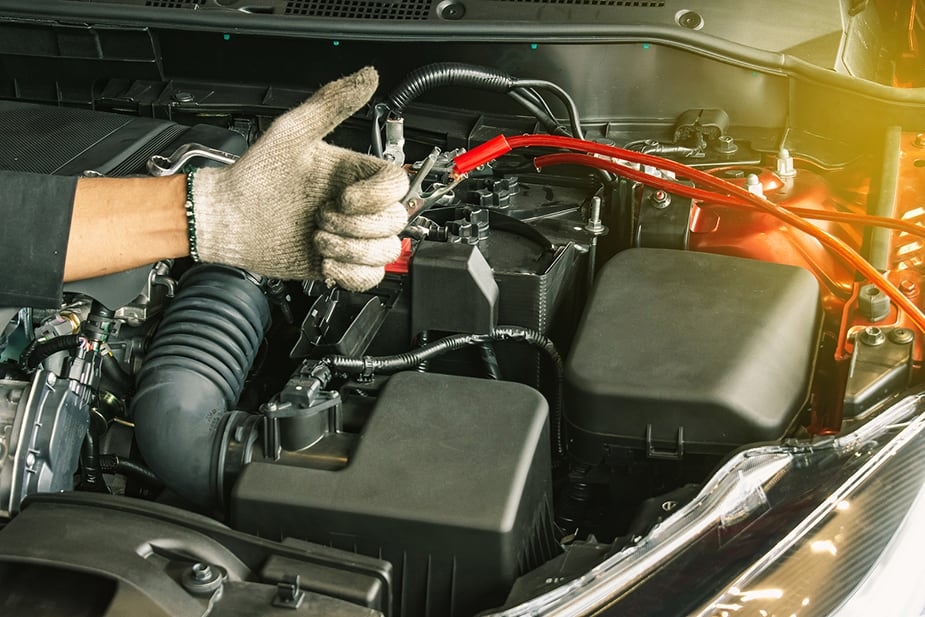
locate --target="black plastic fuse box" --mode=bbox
[231,371,558,617]
[565,248,821,461]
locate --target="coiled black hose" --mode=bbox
[131,265,269,508]
[19,334,79,371]
[385,62,516,114]
[323,325,565,456]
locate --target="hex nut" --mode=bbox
[859,326,886,346]
[858,284,890,322]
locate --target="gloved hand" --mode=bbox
[189,67,409,291]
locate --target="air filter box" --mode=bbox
[231,372,558,617]
[566,249,821,462]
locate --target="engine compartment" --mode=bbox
[1,12,925,616]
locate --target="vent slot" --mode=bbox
[489,0,663,5]
[144,0,202,7]
[284,0,433,20]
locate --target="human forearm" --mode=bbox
[60,68,405,290]
[64,174,189,281]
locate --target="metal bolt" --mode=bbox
[586,196,606,234]
[889,328,915,345]
[900,280,918,295]
[859,326,886,346]
[914,133,925,148]
[25,452,35,468]
[192,563,212,581]
[715,135,738,154]
[181,562,223,596]
[173,91,195,103]
[650,190,671,209]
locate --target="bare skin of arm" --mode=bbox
[63,175,190,281]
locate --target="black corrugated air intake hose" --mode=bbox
[130,265,269,508]
[322,325,566,457]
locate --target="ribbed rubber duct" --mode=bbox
[131,265,269,508]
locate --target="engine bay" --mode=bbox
[1,8,925,616]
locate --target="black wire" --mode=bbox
[19,334,80,371]
[323,325,565,457]
[507,89,568,136]
[385,62,515,115]
[511,87,559,120]
[524,87,556,120]
[512,79,584,140]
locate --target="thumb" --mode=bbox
[265,67,379,145]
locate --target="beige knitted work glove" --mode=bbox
[190,67,409,291]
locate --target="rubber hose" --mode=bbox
[101,354,133,398]
[99,454,163,488]
[478,342,503,380]
[130,265,269,508]
[385,62,516,115]
[79,432,108,493]
[323,326,565,456]
[20,334,80,371]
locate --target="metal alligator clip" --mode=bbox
[401,147,466,223]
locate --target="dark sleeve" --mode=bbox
[0,170,77,308]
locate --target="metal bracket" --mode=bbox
[273,575,305,609]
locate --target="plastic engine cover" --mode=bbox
[565,248,821,461]
[231,371,559,617]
